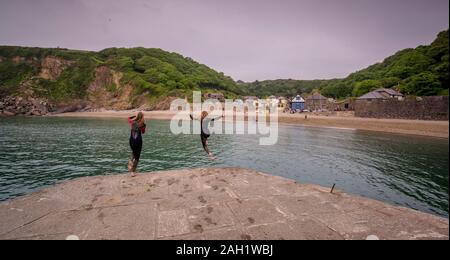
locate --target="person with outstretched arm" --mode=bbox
[190,111,223,160]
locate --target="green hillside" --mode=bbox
[321,30,449,98]
[239,79,337,98]
[242,30,449,99]
[0,46,239,104]
[1,29,448,107]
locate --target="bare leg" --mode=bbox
[202,137,215,160]
[128,154,139,177]
[132,158,139,177]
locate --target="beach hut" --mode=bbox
[291,95,305,112]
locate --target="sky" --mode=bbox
[0,0,448,82]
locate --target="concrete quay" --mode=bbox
[0,168,448,240]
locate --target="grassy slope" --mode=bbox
[0,46,241,103]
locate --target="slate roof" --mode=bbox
[306,93,328,100]
[358,88,404,100]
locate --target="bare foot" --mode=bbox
[208,154,216,160]
[131,172,137,177]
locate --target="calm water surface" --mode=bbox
[0,117,448,217]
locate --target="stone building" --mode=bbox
[305,92,328,111]
[357,88,404,101]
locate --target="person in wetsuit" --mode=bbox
[190,111,224,160]
[127,112,146,177]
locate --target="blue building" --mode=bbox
[291,95,305,112]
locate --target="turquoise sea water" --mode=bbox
[0,117,448,217]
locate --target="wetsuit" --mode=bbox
[190,114,222,154]
[128,117,146,172]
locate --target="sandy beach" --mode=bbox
[50,110,449,139]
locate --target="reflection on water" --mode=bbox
[0,117,448,217]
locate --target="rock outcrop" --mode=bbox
[87,66,134,110]
[11,56,26,64]
[0,53,196,116]
[39,56,73,80]
[52,100,92,114]
[0,95,54,117]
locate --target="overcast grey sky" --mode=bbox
[0,0,448,81]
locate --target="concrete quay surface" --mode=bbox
[0,168,448,240]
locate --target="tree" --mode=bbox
[380,77,401,88]
[352,80,381,97]
[402,72,442,96]
[386,50,434,79]
[321,82,352,99]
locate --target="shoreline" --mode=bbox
[48,110,450,139]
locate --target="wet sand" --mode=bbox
[50,110,449,139]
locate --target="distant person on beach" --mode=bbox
[190,111,223,160]
[127,112,146,177]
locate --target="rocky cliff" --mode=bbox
[0,46,240,117]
